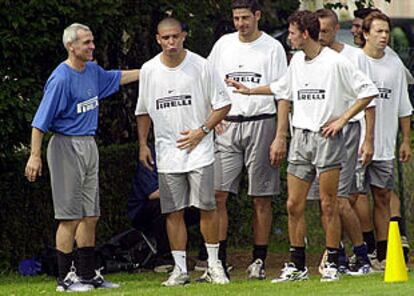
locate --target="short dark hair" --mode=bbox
[353,7,381,19]
[288,10,320,41]
[315,8,338,25]
[361,11,391,47]
[157,17,182,33]
[231,0,260,13]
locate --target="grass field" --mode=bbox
[1,268,413,296]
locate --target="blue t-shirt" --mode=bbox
[32,62,121,135]
[127,147,158,223]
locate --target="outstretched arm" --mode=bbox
[225,78,274,95]
[25,128,44,182]
[120,70,140,85]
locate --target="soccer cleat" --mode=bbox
[196,260,229,284]
[162,265,190,287]
[401,236,410,263]
[56,268,94,292]
[347,263,371,276]
[338,264,350,275]
[320,262,339,282]
[370,259,386,272]
[247,258,266,280]
[271,263,309,283]
[80,268,120,289]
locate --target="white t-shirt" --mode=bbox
[208,32,287,116]
[358,51,413,160]
[340,44,375,122]
[135,50,231,173]
[270,47,378,132]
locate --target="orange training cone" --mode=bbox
[384,221,408,282]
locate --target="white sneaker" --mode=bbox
[247,258,266,280]
[198,260,229,284]
[320,262,339,282]
[162,266,190,287]
[271,263,309,283]
[347,263,372,276]
[371,259,386,272]
[56,269,94,292]
[80,268,120,289]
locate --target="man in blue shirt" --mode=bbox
[25,23,139,292]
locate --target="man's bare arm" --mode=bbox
[120,70,140,85]
[137,114,154,170]
[25,128,44,182]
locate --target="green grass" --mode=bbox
[1,271,413,296]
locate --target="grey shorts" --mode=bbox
[159,164,216,214]
[350,160,395,194]
[287,128,345,182]
[214,116,280,196]
[47,134,100,220]
[307,122,360,199]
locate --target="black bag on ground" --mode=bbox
[95,228,157,274]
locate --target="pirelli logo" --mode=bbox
[378,88,391,99]
[156,95,192,110]
[226,72,262,84]
[297,89,326,100]
[77,96,99,114]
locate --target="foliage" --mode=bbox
[325,0,391,10]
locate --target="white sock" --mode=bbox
[205,243,219,267]
[171,250,187,273]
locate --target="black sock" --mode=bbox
[326,247,339,266]
[353,243,369,265]
[252,245,268,263]
[290,246,305,271]
[363,231,376,254]
[390,216,407,237]
[56,250,74,281]
[376,240,387,262]
[77,247,96,280]
[219,240,227,265]
[198,242,208,261]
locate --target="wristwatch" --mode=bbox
[200,124,211,135]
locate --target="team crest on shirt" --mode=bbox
[77,96,99,113]
[226,72,262,84]
[297,89,326,100]
[156,95,192,110]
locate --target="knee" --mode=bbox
[338,199,351,215]
[286,199,303,217]
[320,198,337,217]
